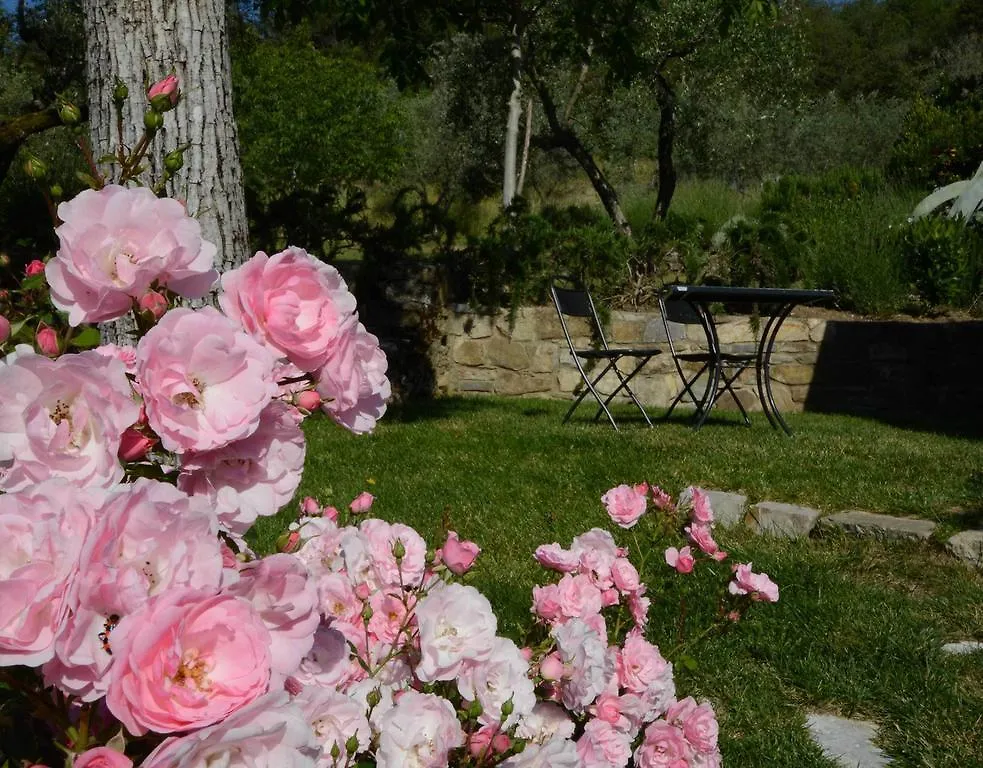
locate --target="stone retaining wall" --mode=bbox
[430,305,828,413]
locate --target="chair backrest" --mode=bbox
[658,292,714,358]
[550,284,609,351]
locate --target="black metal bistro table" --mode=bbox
[663,285,836,435]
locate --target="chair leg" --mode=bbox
[571,360,621,430]
[663,362,710,421]
[598,356,655,427]
[720,366,753,426]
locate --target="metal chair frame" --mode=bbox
[550,284,661,430]
[658,292,756,430]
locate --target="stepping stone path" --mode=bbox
[945,530,983,569]
[818,510,935,542]
[942,640,983,655]
[703,490,747,529]
[805,714,891,768]
[745,501,821,539]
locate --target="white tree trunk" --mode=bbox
[82,0,249,273]
[502,28,523,210]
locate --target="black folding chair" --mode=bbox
[550,283,661,430]
[658,292,755,429]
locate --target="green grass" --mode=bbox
[250,396,983,768]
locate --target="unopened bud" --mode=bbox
[366,688,382,708]
[468,699,483,718]
[144,110,164,133]
[50,184,63,200]
[501,696,514,717]
[512,738,527,754]
[392,539,406,561]
[23,154,47,180]
[58,102,82,126]
[0,252,10,268]
[345,735,359,755]
[329,743,340,760]
[113,78,129,105]
[360,603,373,622]
[164,148,184,173]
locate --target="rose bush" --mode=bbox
[0,74,779,768]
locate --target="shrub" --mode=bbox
[897,215,983,308]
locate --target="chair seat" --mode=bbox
[573,347,662,359]
[675,351,755,364]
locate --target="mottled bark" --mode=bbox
[82,0,248,272]
[503,25,523,209]
[653,73,677,220]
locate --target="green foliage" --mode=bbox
[712,210,806,288]
[233,29,407,206]
[897,216,983,309]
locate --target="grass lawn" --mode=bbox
[251,396,983,768]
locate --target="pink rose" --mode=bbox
[650,486,674,510]
[349,491,375,513]
[291,623,352,690]
[0,348,138,491]
[634,720,692,768]
[73,747,132,768]
[664,546,695,574]
[617,630,675,715]
[551,619,613,710]
[500,739,580,767]
[728,562,779,602]
[601,484,648,528]
[46,185,217,325]
[685,524,726,561]
[554,573,604,621]
[514,702,576,744]
[106,588,272,735]
[136,306,276,453]
[316,321,391,435]
[147,73,180,107]
[680,487,714,525]
[534,543,579,573]
[415,583,497,682]
[539,651,565,681]
[138,290,168,320]
[0,314,9,343]
[439,531,480,575]
[0,480,99,666]
[577,718,633,768]
[141,691,320,768]
[178,401,306,534]
[611,558,642,593]
[293,685,371,760]
[300,496,321,516]
[457,636,535,727]
[469,725,512,758]
[35,326,59,356]
[666,697,719,755]
[376,691,465,768]
[25,258,46,276]
[220,247,357,372]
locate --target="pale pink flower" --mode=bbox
[514,702,576,745]
[92,343,137,374]
[317,572,362,626]
[73,747,132,768]
[553,573,604,622]
[178,401,306,535]
[438,530,480,575]
[500,739,580,767]
[316,321,390,435]
[601,483,648,528]
[47,480,223,700]
[666,697,719,755]
[577,718,633,768]
[627,591,651,629]
[728,562,779,602]
[294,389,321,412]
[135,306,276,453]
[375,690,465,768]
[634,719,693,768]
[552,619,613,711]
[220,247,357,372]
[141,691,319,768]
[617,630,675,715]
[359,518,427,588]
[300,496,321,516]
[0,347,139,492]
[46,185,217,325]
[294,686,371,761]
[457,636,535,727]
[225,554,319,680]
[533,543,579,573]
[665,546,696,574]
[531,583,562,623]
[291,622,352,690]
[415,583,497,682]
[0,480,99,666]
[650,486,674,510]
[611,558,642,593]
[539,652,564,681]
[367,589,410,645]
[349,491,375,513]
[680,487,714,525]
[106,588,272,735]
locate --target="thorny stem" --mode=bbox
[75,133,106,188]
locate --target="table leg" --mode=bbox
[693,301,722,431]
[759,302,796,435]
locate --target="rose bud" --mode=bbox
[36,326,59,356]
[440,531,480,575]
[138,290,168,320]
[25,259,46,277]
[118,427,156,462]
[349,491,374,514]
[147,73,180,111]
[294,390,321,412]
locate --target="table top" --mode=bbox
[664,285,837,305]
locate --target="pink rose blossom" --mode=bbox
[46,185,217,325]
[665,546,696,574]
[300,496,321,516]
[552,619,613,711]
[514,702,576,745]
[220,247,357,372]
[577,718,633,768]
[531,583,562,623]
[375,690,465,768]
[136,306,276,453]
[93,343,137,374]
[680,487,714,525]
[349,491,375,513]
[415,583,497,682]
[0,480,99,666]
[316,321,391,435]
[225,554,319,680]
[178,401,306,534]
[36,326,59,356]
[601,483,648,528]
[291,622,352,690]
[141,691,319,768]
[728,562,779,602]
[617,630,676,715]
[439,530,480,575]
[469,725,512,758]
[539,652,564,681]
[627,591,651,629]
[73,747,132,768]
[457,636,535,727]
[25,258,45,277]
[500,739,580,767]
[666,697,719,755]
[294,686,371,761]
[553,573,604,622]
[685,524,727,561]
[106,588,272,735]
[533,543,579,573]
[634,720,692,768]
[147,74,180,106]
[359,518,427,588]
[0,347,139,491]
[650,486,674,510]
[611,558,642,593]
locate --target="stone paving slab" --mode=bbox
[818,510,936,542]
[746,501,821,539]
[704,490,747,529]
[945,530,983,569]
[942,640,983,655]
[805,714,891,768]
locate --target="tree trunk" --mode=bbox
[653,73,677,220]
[82,0,248,273]
[502,24,523,209]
